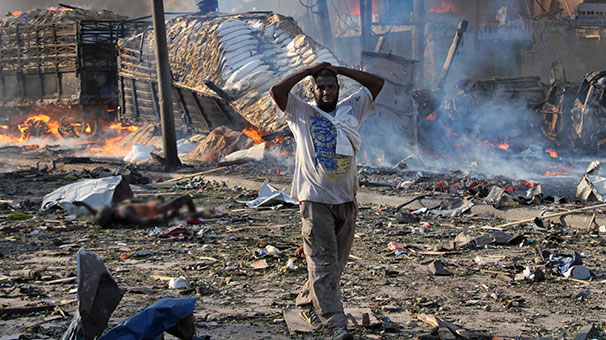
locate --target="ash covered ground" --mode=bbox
[1,149,605,340]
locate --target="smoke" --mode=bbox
[353,9,599,183]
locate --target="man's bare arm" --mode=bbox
[270,62,329,112]
[332,66,384,101]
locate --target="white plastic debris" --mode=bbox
[576,160,606,202]
[40,176,132,215]
[265,245,281,256]
[235,179,297,208]
[123,144,155,163]
[168,276,190,289]
[283,258,295,271]
[221,142,266,163]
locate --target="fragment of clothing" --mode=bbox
[544,250,583,274]
[314,105,361,157]
[158,225,194,241]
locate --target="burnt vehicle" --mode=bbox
[537,70,606,152]
[0,8,148,140]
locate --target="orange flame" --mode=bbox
[17,114,60,142]
[545,148,558,158]
[89,136,128,156]
[497,143,509,150]
[523,181,533,188]
[243,126,265,144]
[446,128,459,136]
[47,7,70,13]
[428,0,457,13]
[8,10,23,16]
[109,122,138,132]
[426,113,437,120]
[0,125,8,129]
[23,144,40,151]
[545,170,568,176]
[348,0,379,16]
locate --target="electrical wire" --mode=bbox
[331,0,359,32]
[299,0,318,9]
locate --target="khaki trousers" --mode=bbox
[295,200,357,330]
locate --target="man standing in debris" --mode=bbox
[270,63,384,340]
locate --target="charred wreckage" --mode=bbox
[0,4,605,162]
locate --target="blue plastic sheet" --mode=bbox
[545,250,583,274]
[99,297,197,340]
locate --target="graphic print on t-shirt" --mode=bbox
[310,112,351,180]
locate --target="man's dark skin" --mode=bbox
[270,62,384,113]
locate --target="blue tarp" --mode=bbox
[99,297,197,340]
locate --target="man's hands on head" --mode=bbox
[271,62,340,112]
[307,62,333,77]
[272,61,385,111]
[307,63,384,100]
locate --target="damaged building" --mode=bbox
[2,1,606,340]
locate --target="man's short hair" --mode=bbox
[313,68,337,82]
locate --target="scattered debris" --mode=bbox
[544,250,592,280]
[235,179,297,207]
[168,277,191,290]
[576,160,606,202]
[427,260,453,276]
[61,248,125,340]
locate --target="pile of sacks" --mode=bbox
[119,12,353,132]
[1,7,125,27]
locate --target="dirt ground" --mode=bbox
[1,151,605,340]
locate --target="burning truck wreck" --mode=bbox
[0,7,149,147]
[3,1,606,340]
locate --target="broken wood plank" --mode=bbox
[495,202,606,228]
[0,303,56,316]
[162,166,227,184]
[561,0,572,18]
[374,36,384,53]
[586,214,597,231]
[44,276,76,285]
[556,276,591,285]
[414,314,486,340]
[346,313,360,328]
[283,308,312,333]
[150,275,173,281]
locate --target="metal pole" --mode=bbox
[413,0,425,88]
[317,0,334,50]
[151,0,180,169]
[474,0,480,55]
[359,0,371,52]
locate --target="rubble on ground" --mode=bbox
[1,149,605,339]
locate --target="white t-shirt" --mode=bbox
[277,87,376,204]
